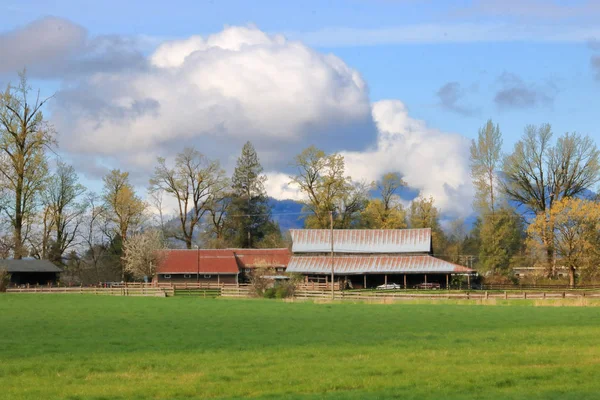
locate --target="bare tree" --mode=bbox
[149,147,227,249]
[0,72,55,258]
[44,161,86,263]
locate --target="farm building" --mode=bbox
[156,248,291,284]
[286,228,475,289]
[1,259,62,286]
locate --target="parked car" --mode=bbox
[414,282,441,290]
[376,283,402,290]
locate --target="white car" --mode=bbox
[376,283,401,290]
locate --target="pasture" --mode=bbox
[1,295,599,399]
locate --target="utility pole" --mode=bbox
[330,210,334,300]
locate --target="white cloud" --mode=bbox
[286,23,600,47]
[342,100,474,218]
[51,25,373,177]
[264,172,304,202]
[41,23,473,218]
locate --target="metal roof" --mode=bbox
[286,255,473,275]
[0,259,62,273]
[158,250,239,274]
[290,229,432,254]
[232,248,291,268]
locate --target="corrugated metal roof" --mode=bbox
[0,259,62,273]
[232,248,291,268]
[290,229,432,254]
[158,250,239,274]
[286,255,473,275]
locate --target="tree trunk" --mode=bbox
[569,266,576,288]
[14,177,24,259]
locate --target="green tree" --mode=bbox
[408,195,446,254]
[478,208,524,275]
[290,146,366,229]
[149,147,227,249]
[0,72,55,258]
[224,141,280,248]
[470,119,502,213]
[361,172,407,229]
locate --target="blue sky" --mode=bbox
[1,0,599,217]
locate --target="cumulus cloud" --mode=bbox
[341,100,474,218]
[50,25,375,179]
[436,81,478,116]
[494,72,555,109]
[14,20,472,218]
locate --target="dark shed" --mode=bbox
[0,259,62,286]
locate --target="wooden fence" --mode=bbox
[293,289,600,301]
[6,286,173,297]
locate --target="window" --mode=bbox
[204,274,212,278]
[183,274,192,279]
[244,268,251,273]
[164,274,171,279]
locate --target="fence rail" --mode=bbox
[6,287,173,297]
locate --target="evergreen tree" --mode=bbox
[224,142,280,248]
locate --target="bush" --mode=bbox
[0,268,10,292]
[263,288,276,299]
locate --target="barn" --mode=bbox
[156,248,291,284]
[286,228,474,289]
[1,259,62,286]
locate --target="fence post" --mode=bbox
[562,291,566,298]
[485,291,488,299]
[523,292,527,299]
[504,291,507,300]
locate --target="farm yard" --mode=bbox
[1,295,600,399]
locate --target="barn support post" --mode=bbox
[404,274,407,289]
[364,275,367,289]
[446,274,449,289]
[384,274,387,286]
[424,274,427,284]
[467,274,471,289]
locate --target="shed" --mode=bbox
[0,259,62,286]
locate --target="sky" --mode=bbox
[1,0,599,220]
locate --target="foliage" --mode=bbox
[102,169,146,280]
[527,197,600,287]
[149,147,227,249]
[0,267,9,292]
[0,71,56,258]
[478,207,524,275]
[223,141,280,248]
[290,146,368,229]
[360,173,407,229]
[470,119,502,213]
[249,265,276,297]
[3,296,600,399]
[408,195,446,253]
[122,229,166,280]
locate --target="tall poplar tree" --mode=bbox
[0,72,55,258]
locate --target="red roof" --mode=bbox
[233,248,291,269]
[157,248,291,274]
[158,250,239,274]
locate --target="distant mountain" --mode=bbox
[269,198,305,232]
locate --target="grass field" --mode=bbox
[1,295,600,399]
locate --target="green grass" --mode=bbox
[1,295,600,399]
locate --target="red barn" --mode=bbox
[156,248,291,284]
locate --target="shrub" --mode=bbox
[0,268,10,292]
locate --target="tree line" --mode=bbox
[2,74,600,286]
